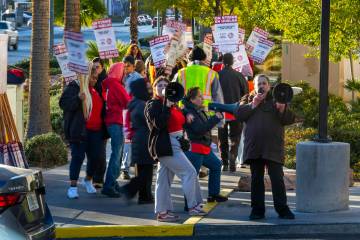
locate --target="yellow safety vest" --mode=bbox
[177,65,218,106]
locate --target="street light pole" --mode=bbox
[316,0,331,143]
[156,10,160,36]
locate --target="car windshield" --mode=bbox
[0,22,8,29]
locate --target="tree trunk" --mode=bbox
[349,51,355,101]
[26,0,51,139]
[64,0,81,32]
[130,0,138,43]
[214,0,221,16]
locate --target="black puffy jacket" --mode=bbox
[59,81,86,142]
[182,100,221,147]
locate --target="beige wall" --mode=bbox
[282,42,360,101]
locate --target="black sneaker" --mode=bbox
[207,195,228,203]
[229,165,236,172]
[199,170,208,178]
[278,209,295,219]
[222,165,229,171]
[101,187,121,198]
[249,211,265,220]
[93,182,103,189]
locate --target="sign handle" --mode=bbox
[79,74,88,120]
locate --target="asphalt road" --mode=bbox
[8,24,156,65]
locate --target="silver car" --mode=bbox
[0,164,55,240]
[0,21,19,50]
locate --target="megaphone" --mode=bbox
[208,102,238,114]
[272,83,293,104]
[162,82,185,102]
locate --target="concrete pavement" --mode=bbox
[41,160,360,239]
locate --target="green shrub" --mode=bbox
[11,57,60,76]
[284,125,317,169]
[25,133,68,168]
[49,86,64,138]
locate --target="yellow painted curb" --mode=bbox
[184,188,234,225]
[55,188,234,239]
[56,224,193,238]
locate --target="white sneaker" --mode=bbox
[67,187,79,199]
[81,179,97,194]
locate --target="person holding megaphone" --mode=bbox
[209,74,296,220]
[145,77,206,222]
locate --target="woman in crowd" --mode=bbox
[120,79,155,204]
[126,43,144,61]
[145,77,206,222]
[59,62,105,199]
[183,87,228,204]
[101,62,130,197]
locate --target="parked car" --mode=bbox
[138,15,147,25]
[1,12,16,23]
[152,17,162,28]
[23,11,32,24]
[140,14,152,25]
[27,18,32,28]
[0,21,18,50]
[123,17,130,26]
[0,164,56,240]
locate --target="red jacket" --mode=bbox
[102,63,130,126]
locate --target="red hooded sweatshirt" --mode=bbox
[102,63,130,126]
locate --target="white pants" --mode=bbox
[236,124,246,165]
[155,132,203,213]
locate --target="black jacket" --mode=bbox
[219,66,249,104]
[128,79,155,165]
[144,98,173,161]
[235,92,295,164]
[183,100,221,147]
[59,81,86,142]
[94,69,107,96]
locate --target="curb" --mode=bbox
[55,189,234,239]
[194,223,360,237]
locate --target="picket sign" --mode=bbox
[245,27,269,54]
[149,35,170,68]
[92,18,119,59]
[251,37,274,64]
[53,43,77,85]
[203,34,213,66]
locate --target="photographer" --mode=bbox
[235,74,295,220]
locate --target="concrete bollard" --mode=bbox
[296,141,350,212]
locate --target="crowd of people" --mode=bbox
[59,43,295,222]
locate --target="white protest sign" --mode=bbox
[232,45,250,72]
[218,44,239,54]
[0,34,7,94]
[213,15,239,45]
[149,35,170,68]
[246,27,269,54]
[53,43,77,84]
[162,20,186,40]
[251,38,274,63]
[203,34,213,66]
[64,31,88,74]
[238,28,245,44]
[164,35,180,76]
[92,18,119,59]
[185,26,194,49]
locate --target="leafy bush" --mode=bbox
[288,81,360,172]
[12,57,60,75]
[25,133,68,168]
[50,88,64,138]
[284,125,317,169]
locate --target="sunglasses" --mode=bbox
[156,84,168,88]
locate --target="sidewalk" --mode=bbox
[43,161,360,239]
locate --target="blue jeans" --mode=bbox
[69,141,86,181]
[185,151,222,196]
[121,142,131,172]
[104,124,124,190]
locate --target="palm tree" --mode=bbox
[64,0,81,32]
[130,0,138,43]
[26,0,52,139]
